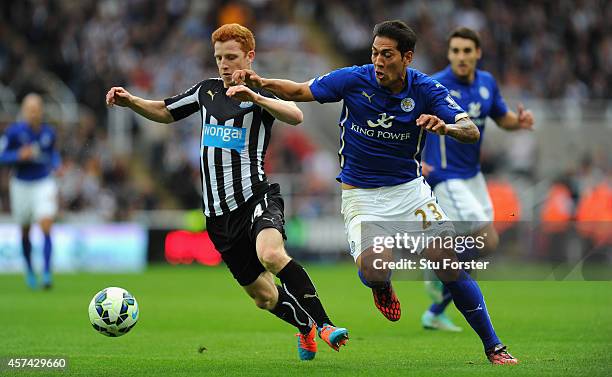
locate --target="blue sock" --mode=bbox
[357,269,390,289]
[358,269,374,287]
[43,233,52,274]
[429,268,475,314]
[429,286,453,315]
[22,235,33,273]
[443,270,500,350]
[456,243,480,262]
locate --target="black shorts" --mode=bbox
[206,183,287,286]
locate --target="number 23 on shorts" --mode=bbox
[414,203,444,230]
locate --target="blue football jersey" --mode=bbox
[309,64,468,188]
[0,122,60,180]
[423,66,508,186]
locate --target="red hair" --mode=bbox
[211,23,255,53]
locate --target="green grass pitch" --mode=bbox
[1,263,611,376]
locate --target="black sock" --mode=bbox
[277,260,334,327]
[269,285,313,335]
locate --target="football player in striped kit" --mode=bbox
[106,23,348,361]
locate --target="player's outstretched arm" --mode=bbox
[417,115,480,143]
[494,103,534,131]
[232,69,314,102]
[106,87,174,124]
[227,85,303,125]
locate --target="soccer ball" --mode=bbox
[88,287,139,337]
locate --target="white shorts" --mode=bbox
[433,172,493,235]
[341,177,454,260]
[9,176,58,225]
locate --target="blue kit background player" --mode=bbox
[422,27,534,331]
[0,93,61,289]
[230,20,518,364]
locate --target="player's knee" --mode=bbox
[39,218,53,234]
[483,230,499,254]
[258,246,288,272]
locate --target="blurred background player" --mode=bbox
[231,20,518,364]
[106,23,347,361]
[421,27,535,332]
[0,93,60,289]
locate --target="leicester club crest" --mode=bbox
[401,97,415,112]
[479,86,490,100]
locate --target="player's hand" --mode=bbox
[106,87,133,107]
[421,161,434,176]
[416,114,447,135]
[517,103,534,130]
[231,69,263,89]
[226,85,261,103]
[18,145,36,161]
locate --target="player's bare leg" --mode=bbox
[476,223,499,257]
[357,247,401,321]
[243,271,278,310]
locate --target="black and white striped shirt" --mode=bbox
[164,78,276,217]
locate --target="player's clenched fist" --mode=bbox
[416,114,447,135]
[106,87,133,107]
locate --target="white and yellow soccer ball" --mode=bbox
[88,287,139,337]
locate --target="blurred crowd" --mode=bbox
[0,0,316,219]
[0,0,610,222]
[314,0,611,100]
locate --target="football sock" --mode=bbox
[277,260,334,327]
[429,243,480,314]
[429,286,453,315]
[442,270,501,350]
[358,268,391,289]
[269,284,313,335]
[22,234,33,272]
[456,243,480,262]
[43,233,52,274]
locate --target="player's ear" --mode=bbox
[403,51,413,65]
[247,50,255,65]
[476,48,482,60]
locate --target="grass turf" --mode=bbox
[1,263,611,376]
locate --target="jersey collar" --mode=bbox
[445,65,479,86]
[371,65,413,98]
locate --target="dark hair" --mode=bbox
[372,20,417,54]
[448,27,481,49]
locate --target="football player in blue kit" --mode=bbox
[0,93,61,289]
[230,20,518,364]
[421,27,534,333]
